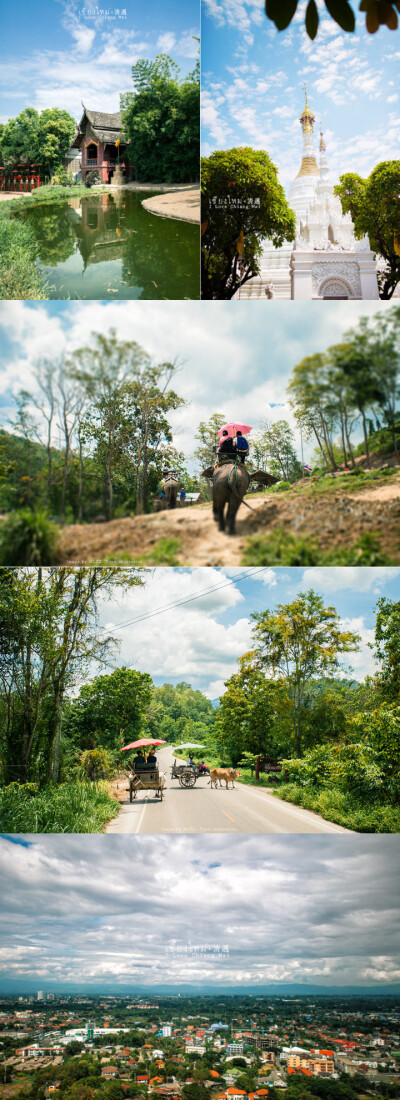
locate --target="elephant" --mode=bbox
[202,460,278,534]
[163,474,180,509]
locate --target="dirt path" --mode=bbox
[60,478,400,565]
[141,188,200,223]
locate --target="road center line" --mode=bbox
[221,810,235,823]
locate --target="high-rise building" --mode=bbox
[37,991,45,1001]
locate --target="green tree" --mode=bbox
[121,54,200,183]
[374,596,400,701]
[201,147,296,299]
[192,413,227,475]
[215,654,290,764]
[335,161,400,299]
[0,567,144,783]
[71,331,184,517]
[252,420,302,481]
[0,107,75,173]
[64,667,154,753]
[251,590,360,754]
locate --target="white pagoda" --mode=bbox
[237,91,379,300]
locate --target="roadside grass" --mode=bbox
[272,782,400,833]
[0,780,118,833]
[242,530,395,566]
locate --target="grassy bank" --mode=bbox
[242,529,395,566]
[0,780,118,833]
[0,203,47,299]
[0,183,112,300]
[9,182,112,208]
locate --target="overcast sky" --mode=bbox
[0,0,199,123]
[202,0,400,189]
[74,565,400,699]
[0,833,399,992]
[0,299,397,468]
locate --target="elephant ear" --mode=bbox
[249,470,279,487]
[201,465,214,478]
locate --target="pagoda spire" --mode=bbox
[296,86,319,178]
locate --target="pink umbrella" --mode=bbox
[217,422,252,438]
[121,738,166,752]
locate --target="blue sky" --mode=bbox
[0,0,199,124]
[87,565,400,698]
[0,834,399,990]
[0,299,397,467]
[201,1,400,190]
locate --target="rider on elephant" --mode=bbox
[217,429,249,465]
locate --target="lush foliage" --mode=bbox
[201,147,296,299]
[121,54,200,183]
[0,567,144,785]
[0,780,118,833]
[335,162,400,298]
[0,107,76,173]
[288,306,400,469]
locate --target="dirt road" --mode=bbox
[60,478,400,566]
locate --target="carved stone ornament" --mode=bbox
[312,260,361,297]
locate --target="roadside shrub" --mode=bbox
[0,781,117,833]
[269,481,292,493]
[76,748,114,781]
[242,527,320,565]
[0,509,61,565]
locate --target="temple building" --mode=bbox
[74,106,131,184]
[237,92,380,301]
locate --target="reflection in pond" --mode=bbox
[17,190,199,300]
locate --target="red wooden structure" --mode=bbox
[0,164,47,192]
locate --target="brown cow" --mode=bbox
[208,768,241,789]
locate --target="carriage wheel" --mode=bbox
[179,771,196,788]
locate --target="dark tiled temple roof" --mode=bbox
[74,106,126,149]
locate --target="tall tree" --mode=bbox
[201,147,296,300]
[215,654,290,764]
[192,413,227,471]
[252,420,302,481]
[374,597,400,702]
[70,331,184,518]
[251,590,360,754]
[335,161,400,299]
[0,567,144,783]
[121,54,200,184]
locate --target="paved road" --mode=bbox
[105,747,349,835]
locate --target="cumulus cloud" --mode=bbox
[0,835,399,990]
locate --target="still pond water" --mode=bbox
[19,191,200,300]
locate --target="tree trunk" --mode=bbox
[361,411,370,467]
[48,682,64,783]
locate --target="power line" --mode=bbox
[97,566,269,672]
[102,566,268,634]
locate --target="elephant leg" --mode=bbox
[218,507,225,532]
[227,498,238,535]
